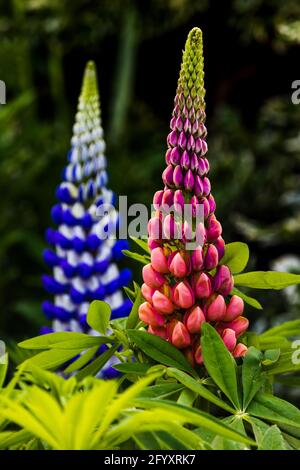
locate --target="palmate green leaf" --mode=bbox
[212,417,249,450]
[127,330,196,376]
[166,368,236,414]
[221,242,249,273]
[91,373,162,448]
[231,287,262,310]
[260,319,300,339]
[234,271,300,290]
[201,323,240,409]
[247,392,300,431]
[258,425,287,450]
[87,300,111,334]
[126,282,143,329]
[242,347,265,410]
[18,332,113,350]
[130,236,150,254]
[122,250,150,265]
[132,398,256,447]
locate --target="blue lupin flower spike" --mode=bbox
[42,61,132,378]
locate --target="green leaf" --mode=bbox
[247,392,300,430]
[113,362,151,375]
[139,383,184,399]
[258,425,287,450]
[166,368,236,414]
[127,330,196,376]
[75,345,119,381]
[63,346,99,374]
[130,236,150,254]
[234,271,300,290]
[231,287,263,310]
[221,242,249,273]
[262,349,281,366]
[126,283,142,329]
[87,300,111,335]
[242,347,264,410]
[133,398,256,447]
[201,323,240,409]
[18,332,112,350]
[122,250,150,265]
[21,348,81,370]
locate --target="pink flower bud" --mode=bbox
[142,264,165,288]
[141,283,155,303]
[152,290,174,314]
[172,321,191,349]
[178,131,187,149]
[206,294,227,322]
[233,343,248,358]
[182,220,193,241]
[163,214,180,239]
[223,295,244,322]
[138,302,165,327]
[213,265,233,296]
[169,252,188,278]
[224,316,249,337]
[150,247,169,274]
[195,137,202,154]
[174,189,185,213]
[187,134,195,152]
[206,217,222,242]
[190,153,198,172]
[165,148,172,165]
[191,246,204,271]
[184,306,205,334]
[202,177,211,196]
[195,222,206,246]
[214,237,225,260]
[170,147,181,165]
[184,169,194,191]
[198,158,207,176]
[148,216,162,240]
[162,164,174,187]
[222,328,237,352]
[175,116,183,132]
[166,318,178,341]
[162,189,174,208]
[199,197,210,218]
[190,195,199,218]
[194,272,212,298]
[205,244,219,270]
[194,175,204,197]
[153,190,164,210]
[174,281,195,309]
[194,345,203,365]
[148,324,167,340]
[167,130,178,147]
[173,165,183,188]
[208,194,216,213]
[201,140,208,155]
[180,150,190,170]
[183,118,191,133]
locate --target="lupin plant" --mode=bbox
[42,62,132,341]
[139,28,248,365]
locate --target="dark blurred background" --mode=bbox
[0,0,300,346]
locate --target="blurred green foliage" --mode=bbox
[0,0,300,343]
